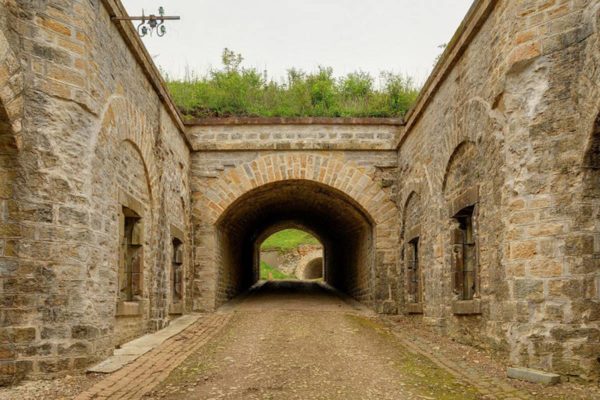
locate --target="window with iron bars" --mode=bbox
[120,207,143,302]
[451,206,477,300]
[407,237,421,303]
[172,238,184,303]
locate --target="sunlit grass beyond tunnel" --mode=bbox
[259,261,294,280]
[259,229,321,280]
[261,229,320,252]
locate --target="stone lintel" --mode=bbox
[169,302,183,315]
[405,225,421,242]
[170,224,185,242]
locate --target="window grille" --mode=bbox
[120,207,143,302]
[172,238,183,303]
[451,206,476,300]
[407,237,420,303]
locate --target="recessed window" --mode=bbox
[120,207,143,302]
[451,206,477,300]
[407,237,421,303]
[172,238,184,303]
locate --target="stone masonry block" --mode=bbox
[507,367,560,385]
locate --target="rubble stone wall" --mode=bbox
[0,0,191,383]
[190,148,399,311]
[1,0,600,385]
[397,0,600,380]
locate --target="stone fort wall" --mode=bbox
[397,0,600,379]
[0,0,599,385]
[0,0,192,383]
[189,144,399,312]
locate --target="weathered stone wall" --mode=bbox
[0,0,192,382]
[187,118,400,151]
[396,0,600,380]
[0,5,26,384]
[1,0,599,385]
[189,145,399,312]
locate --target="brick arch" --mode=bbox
[0,28,23,136]
[437,130,471,191]
[400,182,425,218]
[254,221,324,282]
[402,191,420,222]
[201,153,397,228]
[583,114,600,168]
[119,138,154,206]
[441,140,477,194]
[194,153,399,312]
[90,97,158,206]
[0,28,25,386]
[435,97,503,192]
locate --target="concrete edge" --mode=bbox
[507,367,561,385]
[87,313,202,374]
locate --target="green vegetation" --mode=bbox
[260,261,294,280]
[165,48,420,119]
[260,229,320,252]
[347,315,482,400]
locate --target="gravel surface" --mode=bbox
[0,373,102,400]
[386,315,600,400]
[144,281,484,400]
[2,281,599,400]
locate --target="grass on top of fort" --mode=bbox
[261,229,320,252]
[164,49,420,119]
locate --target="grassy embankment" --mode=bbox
[165,49,419,119]
[259,229,320,280]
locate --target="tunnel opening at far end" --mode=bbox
[215,180,375,307]
[258,228,323,281]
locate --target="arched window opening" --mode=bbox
[303,257,324,280]
[214,180,375,307]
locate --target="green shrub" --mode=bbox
[165,49,419,119]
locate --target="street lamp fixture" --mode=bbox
[112,7,180,37]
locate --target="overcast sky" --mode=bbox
[122,0,473,85]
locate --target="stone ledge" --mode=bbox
[116,300,143,317]
[406,302,424,314]
[507,367,561,385]
[451,299,481,315]
[186,117,405,126]
[169,302,183,315]
[88,313,202,374]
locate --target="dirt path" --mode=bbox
[3,281,598,399]
[144,281,483,400]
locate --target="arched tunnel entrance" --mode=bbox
[215,180,374,306]
[303,257,324,280]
